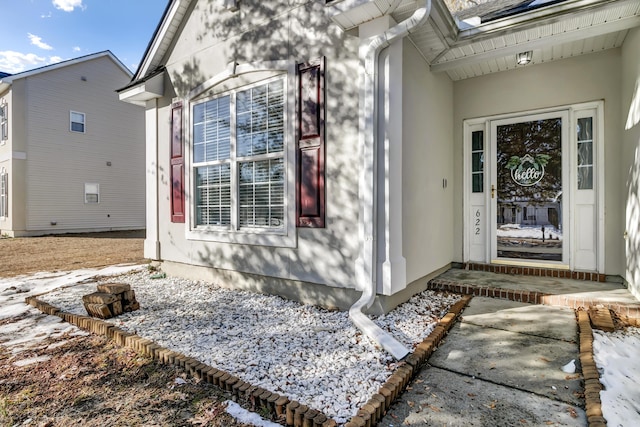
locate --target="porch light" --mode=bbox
[516,51,533,65]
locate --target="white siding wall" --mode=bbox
[402,39,455,285]
[622,27,640,297]
[24,55,145,233]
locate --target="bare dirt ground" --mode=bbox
[0,230,148,277]
[0,231,250,427]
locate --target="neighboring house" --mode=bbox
[119,0,640,356]
[0,51,145,237]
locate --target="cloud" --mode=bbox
[73,46,81,52]
[48,56,63,65]
[0,51,47,74]
[28,34,54,51]
[41,12,52,18]
[52,0,84,12]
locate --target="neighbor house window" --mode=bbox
[0,169,7,217]
[1,102,7,141]
[84,183,99,203]
[70,111,86,133]
[192,77,285,230]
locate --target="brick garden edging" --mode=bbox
[428,278,640,318]
[577,309,607,427]
[343,295,473,427]
[25,294,472,427]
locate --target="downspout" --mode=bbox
[350,0,432,361]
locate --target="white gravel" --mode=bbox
[39,267,460,424]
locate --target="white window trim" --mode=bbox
[0,168,7,218]
[70,110,86,133]
[0,101,7,143]
[184,60,297,248]
[84,183,99,204]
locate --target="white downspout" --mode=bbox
[350,0,432,361]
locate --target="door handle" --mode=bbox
[491,185,495,199]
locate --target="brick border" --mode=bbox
[463,263,605,282]
[24,296,337,427]
[343,295,473,427]
[577,310,607,427]
[427,278,640,318]
[25,294,472,427]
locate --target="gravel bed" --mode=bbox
[39,268,460,424]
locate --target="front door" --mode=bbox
[490,111,569,265]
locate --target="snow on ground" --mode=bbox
[497,223,563,240]
[37,268,460,424]
[593,328,640,427]
[0,265,141,360]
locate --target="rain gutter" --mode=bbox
[350,0,432,361]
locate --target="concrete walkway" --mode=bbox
[377,269,640,426]
[379,297,586,426]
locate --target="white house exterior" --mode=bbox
[0,51,145,237]
[120,0,640,354]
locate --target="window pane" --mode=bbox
[472,152,483,172]
[577,118,592,141]
[472,130,483,151]
[236,80,284,158]
[472,173,483,193]
[578,166,593,190]
[193,96,230,164]
[195,164,231,226]
[238,158,284,229]
[577,117,593,190]
[71,112,84,123]
[71,122,84,132]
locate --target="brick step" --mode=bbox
[588,305,615,332]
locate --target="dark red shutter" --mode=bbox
[297,57,325,228]
[170,102,185,223]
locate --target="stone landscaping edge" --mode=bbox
[577,309,607,427]
[23,294,473,427]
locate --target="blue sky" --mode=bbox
[0,0,168,75]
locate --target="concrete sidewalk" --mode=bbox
[379,296,587,426]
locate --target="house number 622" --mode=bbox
[475,209,481,235]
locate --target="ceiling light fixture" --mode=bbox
[516,51,533,65]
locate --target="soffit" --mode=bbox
[335,0,640,81]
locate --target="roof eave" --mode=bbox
[119,71,165,107]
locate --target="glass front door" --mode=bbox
[492,112,568,263]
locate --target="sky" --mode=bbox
[0,0,169,75]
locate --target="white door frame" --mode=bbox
[463,101,605,272]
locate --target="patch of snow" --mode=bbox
[593,328,640,427]
[497,223,562,240]
[561,359,575,374]
[13,355,51,367]
[225,400,282,427]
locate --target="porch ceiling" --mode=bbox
[332,0,640,81]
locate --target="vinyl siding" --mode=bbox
[24,55,145,232]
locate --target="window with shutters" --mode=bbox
[191,76,286,232]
